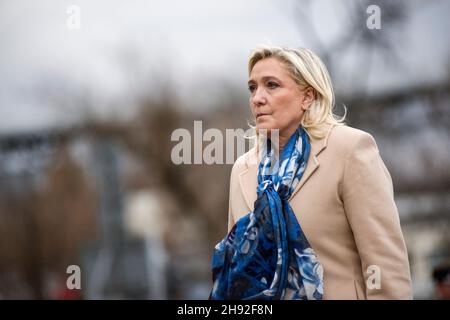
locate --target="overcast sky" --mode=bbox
[0,0,449,133]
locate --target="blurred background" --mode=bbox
[0,0,449,299]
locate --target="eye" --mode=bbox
[248,84,256,92]
[267,81,279,89]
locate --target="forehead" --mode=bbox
[249,57,290,80]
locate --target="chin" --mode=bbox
[256,119,272,129]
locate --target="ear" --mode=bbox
[301,87,315,111]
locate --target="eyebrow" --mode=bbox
[247,76,282,85]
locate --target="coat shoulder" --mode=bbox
[328,125,377,153]
[330,125,374,142]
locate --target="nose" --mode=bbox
[251,87,267,107]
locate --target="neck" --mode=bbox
[278,126,298,153]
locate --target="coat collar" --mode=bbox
[238,124,335,211]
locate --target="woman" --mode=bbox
[209,45,412,300]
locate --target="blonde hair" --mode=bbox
[246,44,346,145]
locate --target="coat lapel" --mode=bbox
[238,125,334,212]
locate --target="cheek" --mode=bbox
[271,102,303,128]
[289,103,303,119]
[272,106,294,124]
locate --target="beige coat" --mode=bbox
[227,124,413,299]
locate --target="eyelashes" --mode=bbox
[267,81,279,89]
[248,81,280,93]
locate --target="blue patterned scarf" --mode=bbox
[209,126,324,300]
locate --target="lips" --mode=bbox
[256,113,270,118]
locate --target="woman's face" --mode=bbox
[248,57,313,139]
